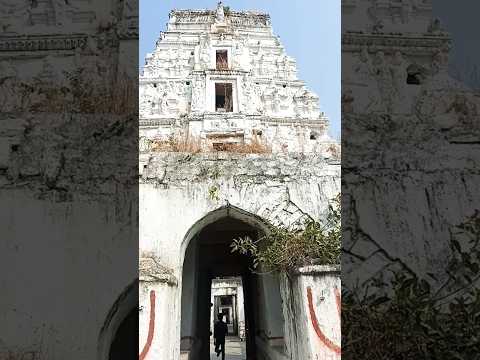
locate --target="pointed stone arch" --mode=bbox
[180,200,311,266]
[180,204,269,265]
[97,279,138,360]
[179,204,288,359]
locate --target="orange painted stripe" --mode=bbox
[307,286,341,354]
[139,290,156,360]
[334,287,341,317]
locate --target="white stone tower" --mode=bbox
[140,2,337,155]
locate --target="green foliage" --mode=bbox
[231,195,341,272]
[342,211,480,359]
[208,185,220,202]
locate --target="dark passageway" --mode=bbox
[180,210,286,360]
[109,308,138,360]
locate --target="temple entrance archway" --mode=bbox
[180,206,286,360]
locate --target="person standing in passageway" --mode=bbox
[214,313,228,359]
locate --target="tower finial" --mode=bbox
[215,1,225,23]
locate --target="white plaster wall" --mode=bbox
[0,190,137,360]
[140,282,179,360]
[139,153,340,360]
[280,266,341,360]
[0,1,139,358]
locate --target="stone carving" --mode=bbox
[0,1,33,32]
[368,0,430,29]
[0,60,20,112]
[342,0,480,301]
[191,77,205,112]
[118,0,139,37]
[154,91,168,115]
[215,1,225,23]
[251,83,264,114]
[440,94,472,129]
[349,48,381,112]
[198,34,211,70]
[239,75,251,112]
[233,37,250,71]
[140,93,154,116]
[372,51,395,113]
[390,51,408,110]
[342,89,355,113]
[139,80,191,117]
[427,17,443,34]
[52,0,70,26]
[140,4,337,154]
[0,0,106,32]
[37,55,59,84]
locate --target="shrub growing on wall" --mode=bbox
[342,211,480,359]
[231,194,341,273]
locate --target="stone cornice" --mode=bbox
[0,34,88,54]
[169,9,270,27]
[294,264,340,275]
[139,114,329,128]
[205,69,248,76]
[139,256,178,285]
[262,117,329,126]
[205,130,244,138]
[342,32,451,53]
[140,119,176,127]
[153,40,198,47]
[139,77,192,84]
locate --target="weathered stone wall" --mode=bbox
[139,152,340,360]
[0,2,140,359]
[343,113,480,286]
[342,0,480,291]
[0,111,138,360]
[280,266,341,360]
[140,152,340,269]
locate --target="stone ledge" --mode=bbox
[294,264,340,275]
[0,34,88,53]
[139,152,341,184]
[139,256,178,286]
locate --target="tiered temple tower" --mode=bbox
[140,2,337,155]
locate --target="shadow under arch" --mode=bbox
[97,279,138,360]
[180,204,271,267]
[179,204,286,360]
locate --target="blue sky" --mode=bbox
[140,0,341,139]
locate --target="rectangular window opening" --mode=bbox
[215,83,233,112]
[216,50,228,70]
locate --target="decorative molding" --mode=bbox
[0,34,87,53]
[342,32,451,53]
[140,119,176,127]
